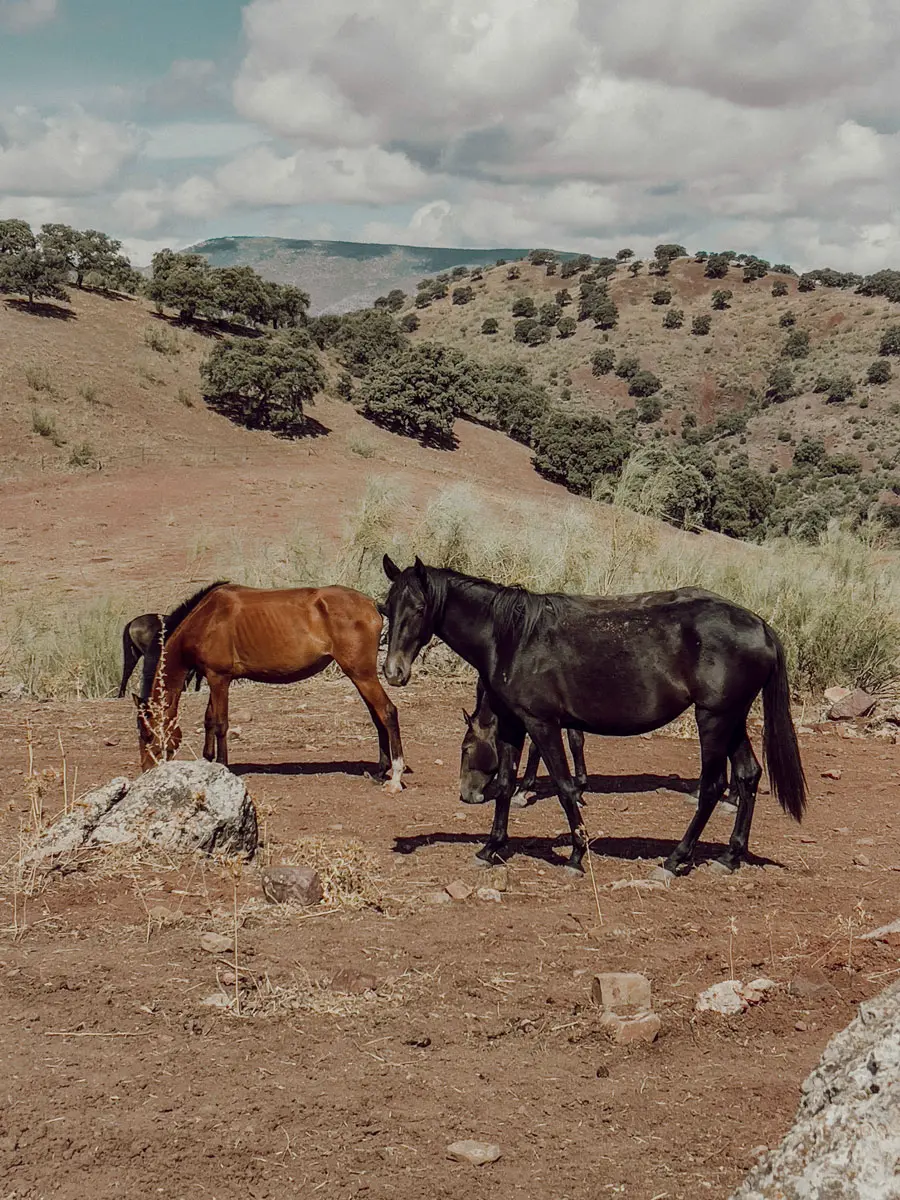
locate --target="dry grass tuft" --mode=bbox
[279,835,384,910]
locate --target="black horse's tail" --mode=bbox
[761,631,807,822]
[119,621,139,699]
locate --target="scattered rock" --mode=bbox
[445,880,473,901]
[600,1010,661,1044]
[200,932,232,955]
[742,978,779,1005]
[862,917,900,942]
[476,887,502,903]
[200,993,232,1009]
[426,891,452,905]
[852,854,871,868]
[730,980,900,1199]
[827,689,875,721]
[260,864,323,906]
[696,980,747,1016]
[404,1034,432,1048]
[821,768,842,781]
[331,969,378,994]
[24,777,129,863]
[446,1140,501,1166]
[84,763,257,857]
[794,1020,808,1032]
[591,972,652,1012]
[488,865,509,892]
[799,835,818,843]
[595,1064,610,1078]
[611,878,666,891]
[789,968,839,1000]
[856,837,875,846]
[648,865,675,885]
[823,686,851,705]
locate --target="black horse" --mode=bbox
[382,557,806,876]
[117,587,226,698]
[466,676,587,804]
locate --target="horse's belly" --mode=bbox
[243,656,333,685]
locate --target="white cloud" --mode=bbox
[142,121,263,162]
[0,107,140,195]
[111,175,225,232]
[0,0,57,32]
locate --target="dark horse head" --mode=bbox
[381,555,437,687]
[459,704,500,805]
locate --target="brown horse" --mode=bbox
[133,582,406,791]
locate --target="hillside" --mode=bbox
[186,236,536,314]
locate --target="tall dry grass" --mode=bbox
[3,474,900,698]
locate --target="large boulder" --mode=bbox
[729,980,900,1199]
[28,762,258,862]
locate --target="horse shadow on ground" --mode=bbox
[391,828,783,872]
[232,758,387,780]
[5,299,76,320]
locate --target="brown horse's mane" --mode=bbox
[138,581,229,702]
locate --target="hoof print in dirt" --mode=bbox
[261,864,324,906]
[27,761,258,863]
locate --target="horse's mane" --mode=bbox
[164,581,229,641]
[138,581,229,702]
[425,567,556,650]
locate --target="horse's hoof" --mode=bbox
[511,790,532,809]
[648,865,676,886]
[382,779,404,795]
[720,800,739,815]
[472,854,494,869]
[707,858,736,876]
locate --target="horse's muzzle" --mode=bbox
[383,656,411,687]
[459,791,489,805]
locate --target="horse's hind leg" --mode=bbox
[347,670,405,794]
[663,708,731,876]
[568,728,588,790]
[715,727,762,873]
[527,724,588,874]
[513,739,542,806]
[475,719,525,866]
[203,673,230,765]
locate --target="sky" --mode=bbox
[2,0,900,270]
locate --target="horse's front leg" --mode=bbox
[204,674,230,766]
[528,724,587,874]
[475,725,524,866]
[513,739,542,807]
[567,728,588,791]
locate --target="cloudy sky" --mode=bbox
[1,0,899,270]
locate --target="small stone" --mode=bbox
[453,812,467,821]
[595,1064,610,1078]
[794,1020,808,1032]
[824,686,851,705]
[648,865,675,885]
[200,993,232,1009]
[426,891,452,905]
[200,932,232,955]
[446,1140,501,1166]
[797,726,815,735]
[612,878,666,891]
[856,837,875,846]
[852,854,871,867]
[235,710,253,724]
[488,865,509,892]
[331,969,378,994]
[219,969,237,986]
[696,980,747,1015]
[600,1010,661,1044]
[827,689,875,720]
[476,887,502,903]
[229,726,242,739]
[741,978,778,1004]
[821,769,842,781]
[800,835,818,843]
[104,738,119,747]
[445,880,473,901]
[261,865,324,906]
[835,827,851,835]
[789,968,838,999]
[861,917,900,941]
[591,972,652,1011]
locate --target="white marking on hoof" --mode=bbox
[649,865,676,885]
[511,789,531,808]
[562,864,585,879]
[720,801,738,815]
[383,756,404,794]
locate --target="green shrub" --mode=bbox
[691,314,712,336]
[663,307,684,329]
[651,288,672,305]
[867,359,892,384]
[481,317,499,334]
[591,348,615,376]
[614,354,641,379]
[783,329,811,358]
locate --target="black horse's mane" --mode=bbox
[164,580,229,641]
[423,566,558,649]
[138,581,228,702]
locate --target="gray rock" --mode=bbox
[261,865,324,906]
[25,777,129,863]
[200,932,233,955]
[729,980,900,1199]
[827,688,876,720]
[88,761,257,856]
[446,1140,501,1166]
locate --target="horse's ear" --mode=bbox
[131,692,141,708]
[376,600,387,617]
[383,554,400,581]
[414,555,427,581]
[462,709,473,728]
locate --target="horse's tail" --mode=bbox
[137,617,167,705]
[761,630,807,822]
[119,621,138,698]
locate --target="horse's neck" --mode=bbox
[153,635,190,711]
[436,577,497,679]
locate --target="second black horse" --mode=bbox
[381,557,806,876]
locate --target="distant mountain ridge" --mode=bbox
[185,235,549,314]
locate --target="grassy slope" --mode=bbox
[408,258,900,475]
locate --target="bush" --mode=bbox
[532,412,632,495]
[452,286,473,305]
[636,395,663,423]
[539,301,562,326]
[879,325,900,356]
[511,296,536,318]
[779,311,796,327]
[481,318,499,335]
[526,324,551,346]
[399,313,420,333]
[767,363,796,402]
[507,265,520,280]
[555,288,572,307]
[704,254,730,279]
[691,314,712,335]
[652,288,672,305]
[628,370,662,398]
[614,354,641,380]
[711,289,732,310]
[783,329,810,358]
[328,309,406,377]
[359,342,477,447]
[771,279,789,297]
[557,316,577,338]
[514,318,539,343]
[793,436,825,467]
[867,358,892,384]
[797,274,816,292]
[826,372,855,403]
[451,266,469,279]
[663,307,684,329]
[591,348,615,376]
[200,330,324,434]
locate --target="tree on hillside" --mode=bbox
[691,314,712,335]
[879,325,900,356]
[652,288,672,305]
[767,363,796,402]
[539,301,562,326]
[797,274,816,292]
[557,316,577,338]
[330,309,406,376]
[614,354,641,379]
[481,317,499,334]
[783,328,811,358]
[532,412,632,495]
[616,248,635,262]
[555,288,572,307]
[704,254,730,279]
[591,294,619,329]
[867,359,892,384]
[0,247,70,307]
[147,250,216,322]
[711,289,733,309]
[528,248,556,265]
[663,307,684,328]
[39,224,131,289]
[771,279,789,297]
[649,258,669,277]
[452,285,473,305]
[359,342,476,447]
[265,282,309,329]
[628,259,643,277]
[655,243,687,265]
[591,348,615,376]
[512,296,536,318]
[471,361,550,444]
[214,265,273,326]
[373,288,406,312]
[200,330,324,434]
[399,312,420,333]
[628,370,662,398]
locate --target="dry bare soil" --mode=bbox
[1,289,898,1200]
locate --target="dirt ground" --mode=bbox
[1,677,898,1200]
